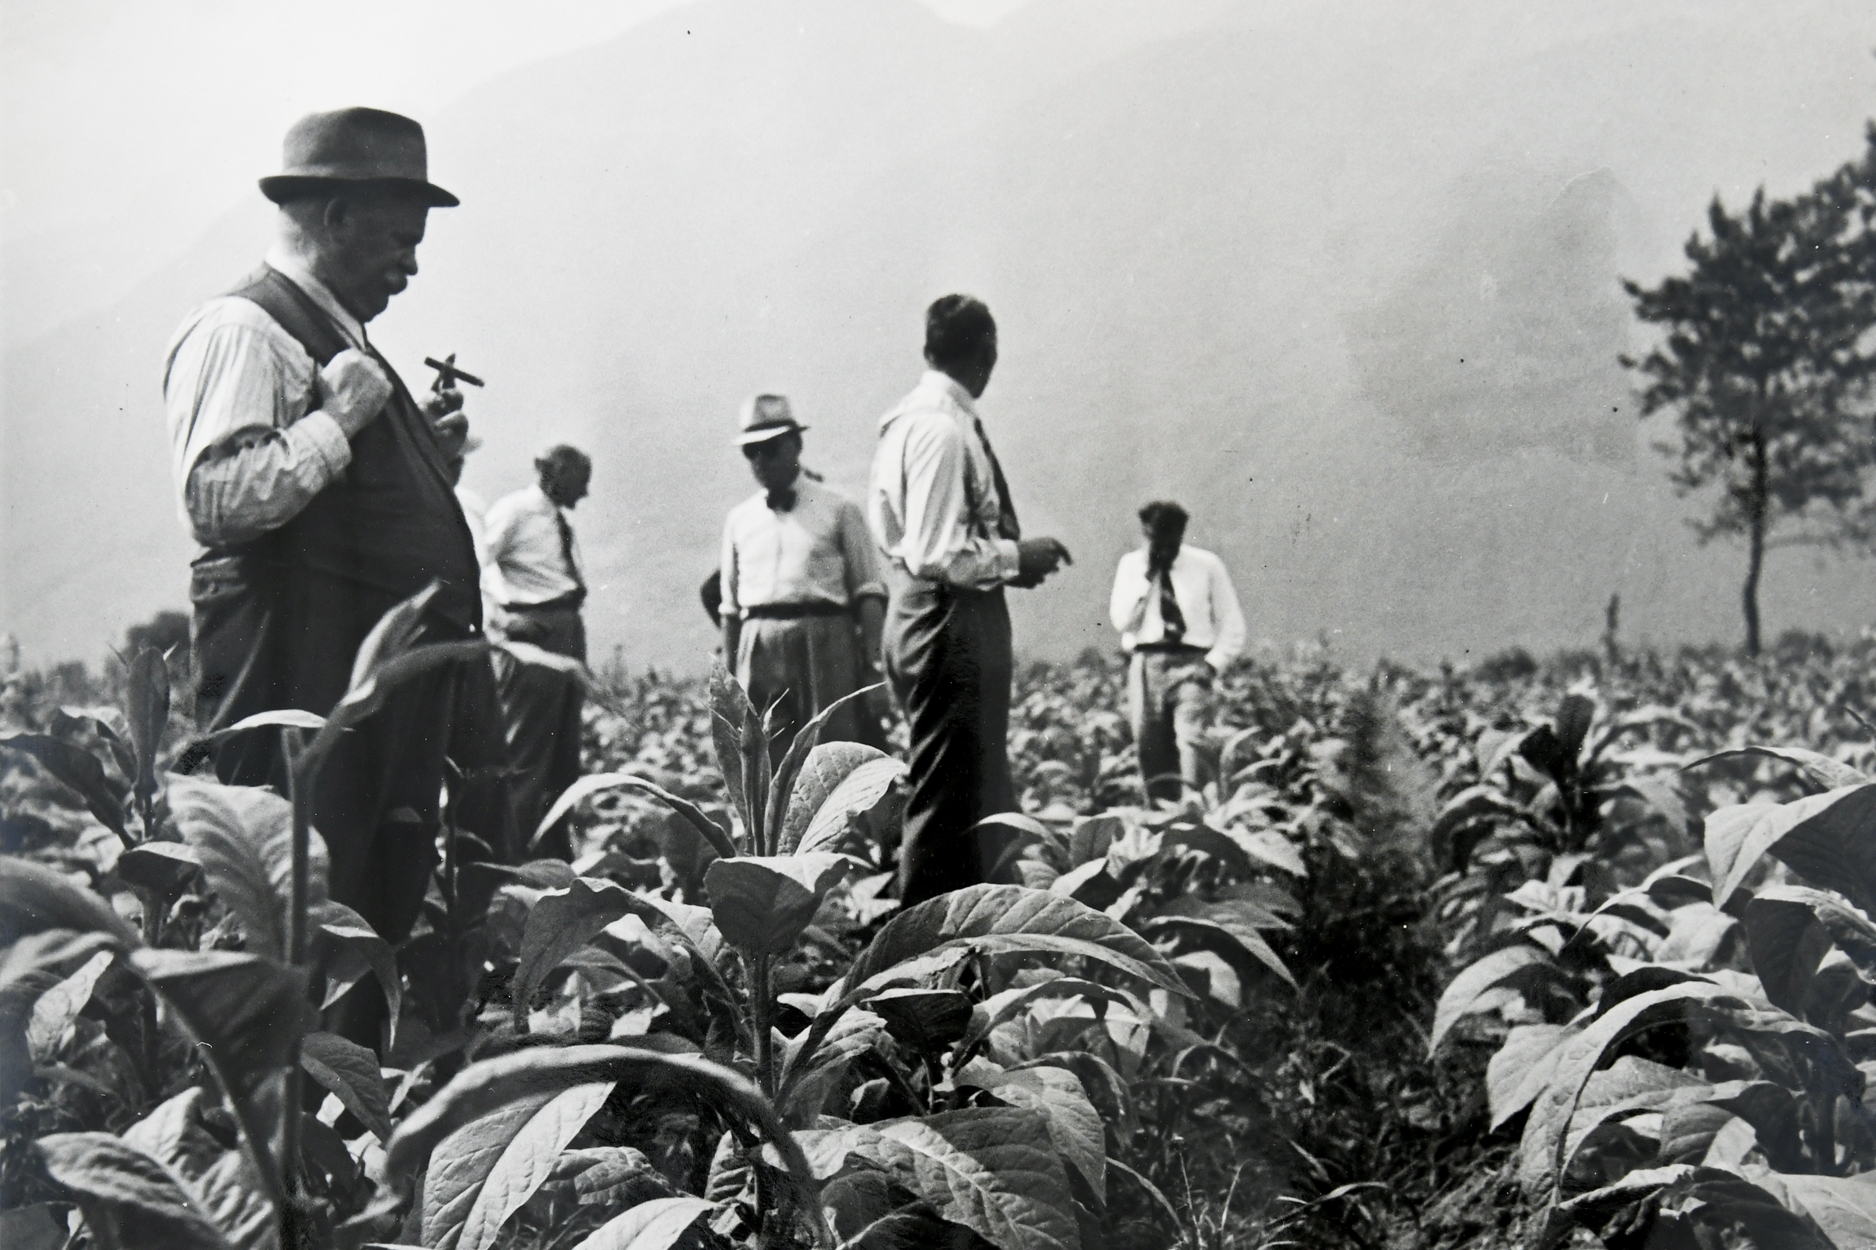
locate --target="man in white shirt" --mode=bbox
[484,445,592,857]
[721,396,888,758]
[1109,500,1246,801]
[868,295,1073,903]
[163,108,511,966]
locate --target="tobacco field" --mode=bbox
[7,603,1876,1249]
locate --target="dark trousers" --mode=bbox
[883,578,1015,905]
[1128,649,1214,802]
[191,555,514,947]
[492,604,587,860]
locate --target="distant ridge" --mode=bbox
[7,0,1876,669]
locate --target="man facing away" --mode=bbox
[1109,500,1245,801]
[483,445,593,859]
[868,296,1073,904]
[720,395,888,758]
[164,108,513,960]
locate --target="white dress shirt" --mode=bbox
[1109,544,1247,672]
[483,484,584,608]
[161,248,365,548]
[867,371,1021,589]
[720,479,885,616]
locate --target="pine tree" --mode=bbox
[1623,131,1876,655]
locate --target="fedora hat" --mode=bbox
[259,108,458,208]
[735,393,808,447]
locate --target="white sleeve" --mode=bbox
[1109,553,1150,635]
[166,314,352,547]
[1206,555,1247,671]
[897,414,1019,587]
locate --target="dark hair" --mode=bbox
[536,444,591,474]
[1138,500,1189,535]
[924,295,996,369]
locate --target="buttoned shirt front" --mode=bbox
[720,479,885,616]
[1109,544,1247,672]
[161,248,367,549]
[867,370,1021,590]
[483,484,585,608]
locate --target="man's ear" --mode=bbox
[321,196,353,241]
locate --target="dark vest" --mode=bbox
[220,266,481,632]
[191,266,480,754]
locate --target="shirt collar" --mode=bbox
[528,483,562,516]
[264,245,368,349]
[919,369,980,420]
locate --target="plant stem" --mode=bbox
[751,953,775,1099]
[282,732,310,1212]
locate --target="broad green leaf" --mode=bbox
[166,774,328,961]
[1743,890,1838,1017]
[764,685,880,851]
[557,1146,678,1206]
[38,1131,236,1250]
[1557,1057,1709,1176]
[369,1045,828,1248]
[117,842,203,896]
[568,1196,715,1250]
[704,854,851,957]
[1486,1023,1575,1129]
[839,884,1190,1000]
[301,1030,392,1142]
[779,742,885,851]
[865,988,973,1053]
[1688,746,1872,794]
[1706,784,1876,913]
[1774,1173,1876,1249]
[425,1080,615,1250]
[125,646,171,808]
[348,582,439,693]
[132,949,311,1099]
[535,773,736,861]
[0,734,129,843]
[311,898,401,1029]
[1216,726,1262,786]
[1517,980,1734,1195]
[778,1008,886,1124]
[27,949,113,1060]
[1429,944,1546,1054]
[1138,914,1294,988]
[849,1107,1078,1250]
[1226,827,1306,877]
[958,979,1144,1062]
[1158,894,1291,933]
[793,757,907,858]
[958,1059,1105,1196]
[205,708,327,742]
[122,1087,277,1250]
[709,660,754,835]
[0,858,137,948]
[513,878,633,1016]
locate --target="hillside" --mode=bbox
[6,0,1876,670]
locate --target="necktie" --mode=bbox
[971,416,1022,542]
[1156,563,1187,643]
[555,508,586,597]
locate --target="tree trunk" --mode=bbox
[1743,430,1767,657]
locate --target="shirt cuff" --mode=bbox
[851,581,888,601]
[297,410,354,479]
[1205,648,1234,673]
[994,539,1021,582]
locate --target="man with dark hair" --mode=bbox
[484,444,593,858]
[165,110,512,959]
[868,295,1073,903]
[1109,500,1246,801]
[720,395,887,758]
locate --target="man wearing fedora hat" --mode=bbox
[163,107,513,967]
[719,395,888,759]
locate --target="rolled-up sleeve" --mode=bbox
[719,513,743,618]
[898,415,1019,588]
[1109,552,1150,637]
[164,306,351,548]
